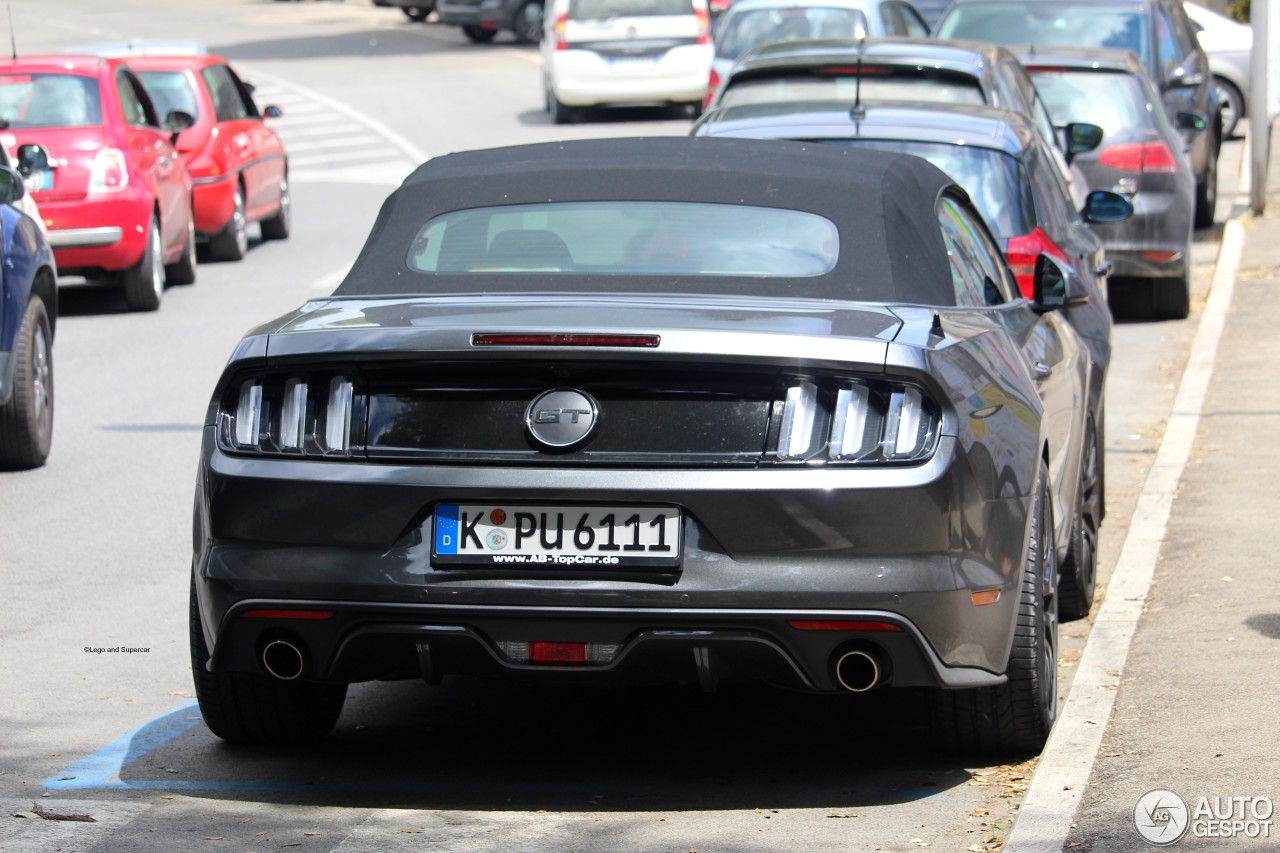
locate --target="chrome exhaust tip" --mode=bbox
[834,648,883,693]
[261,638,305,681]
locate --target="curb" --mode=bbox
[1001,187,1249,851]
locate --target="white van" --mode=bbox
[541,0,714,123]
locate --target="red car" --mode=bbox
[0,55,196,311]
[125,55,289,262]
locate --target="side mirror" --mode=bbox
[1168,67,1206,89]
[1176,111,1207,134]
[1033,253,1071,310]
[263,104,284,119]
[1063,122,1104,164]
[165,109,196,145]
[1082,190,1133,223]
[0,164,26,204]
[15,143,50,176]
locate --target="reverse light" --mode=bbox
[88,148,128,193]
[1097,141,1178,174]
[495,640,620,665]
[554,12,568,50]
[1006,227,1069,299]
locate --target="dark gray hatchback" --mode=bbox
[190,137,1098,756]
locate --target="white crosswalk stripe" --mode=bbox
[244,71,426,187]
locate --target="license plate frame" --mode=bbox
[433,503,681,569]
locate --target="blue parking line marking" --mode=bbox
[42,700,202,790]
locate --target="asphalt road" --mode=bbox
[0,1,1243,850]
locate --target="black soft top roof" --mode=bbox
[335,137,961,306]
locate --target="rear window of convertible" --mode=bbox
[406,201,840,277]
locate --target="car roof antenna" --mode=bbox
[849,48,866,122]
[7,5,17,60]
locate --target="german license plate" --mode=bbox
[433,504,680,568]
[25,170,52,192]
[607,55,659,70]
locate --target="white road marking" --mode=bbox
[282,135,397,154]
[1002,176,1249,851]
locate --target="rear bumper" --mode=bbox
[39,191,152,274]
[194,431,1032,692]
[550,47,713,107]
[438,0,510,27]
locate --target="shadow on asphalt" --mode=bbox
[122,679,980,810]
[212,24,529,61]
[516,104,699,127]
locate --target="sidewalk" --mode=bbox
[1060,124,1280,849]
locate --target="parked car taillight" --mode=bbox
[775,377,940,464]
[703,68,720,111]
[554,12,569,50]
[88,148,128,194]
[222,373,361,458]
[1006,227,1069,299]
[1097,142,1178,174]
[695,8,710,44]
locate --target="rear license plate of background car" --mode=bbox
[607,55,659,70]
[433,504,680,568]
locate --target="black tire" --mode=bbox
[1151,262,1191,320]
[1194,132,1218,230]
[208,184,248,261]
[929,461,1058,757]
[549,91,575,125]
[259,173,291,241]
[1215,76,1244,139]
[190,579,346,744]
[0,297,53,470]
[1059,415,1101,622]
[121,215,164,312]
[164,208,198,286]
[402,6,432,21]
[512,1,543,44]
[462,24,498,42]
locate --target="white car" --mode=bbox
[542,0,715,123]
[1185,1,1252,137]
[706,0,930,109]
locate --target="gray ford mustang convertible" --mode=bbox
[191,137,1103,756]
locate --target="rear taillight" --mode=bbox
[774,377,940,464]
[223,373,360,458]
[1097,142,1178,174]
[695,8,710,44]
[88,148,128,194]
[1006,227,1069,299]
[703,67,720,111]
[554,12,568,50]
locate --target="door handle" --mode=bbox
[1034,362,1053,380]
[1095,260,1113,278]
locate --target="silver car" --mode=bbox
[190,137,1097,756]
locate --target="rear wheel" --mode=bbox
[121,215,164,312]
[0,297,53,470]
[189,580,347,744]
[462,24,498,42]
[929,461,1058,756]
[259,173,291,241]
[1151,263,1191,320]
[1194,132,1218,229]
[1215,76,1244,138]
[402,5,432,21]
[1059,415,1101,622]
[209,184,248,261]
[549,90,575,125]
[512,1,543,44]
[164,208,198,286]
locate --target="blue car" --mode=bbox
[0,147,57,470]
